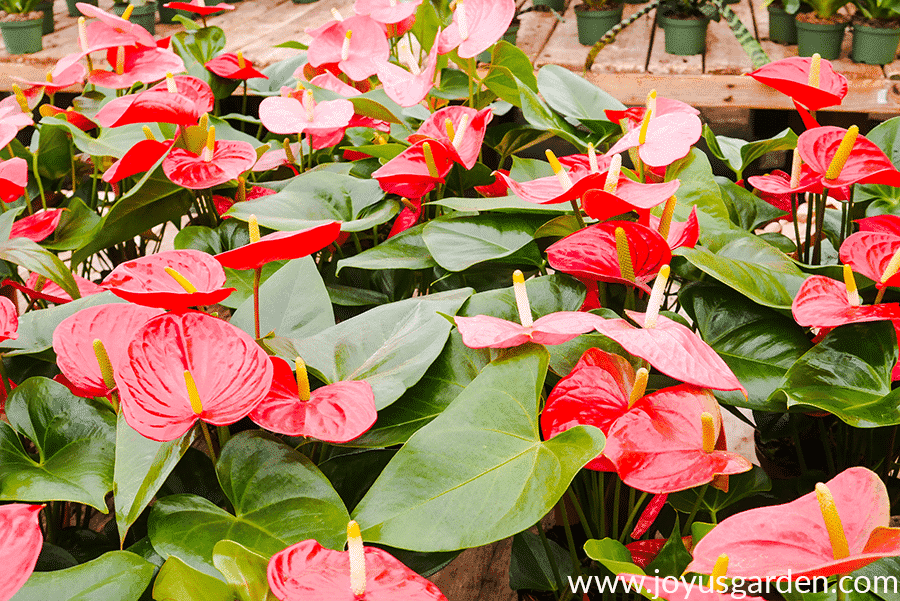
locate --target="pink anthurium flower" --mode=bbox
[148,75,216,114]
[376,39,439,108]
[252,143,300,174]
[372,139,455,198]
[216,221,342,271]
[0,504,43,601]
[798,126,900,189]
[408,106,492,170]
[307,15,390,82]
[0,158,28,204]
[605,96,699,130]
[76,2,157,47]
[205,52,268,81]
[4,272,103,305]
[792,272,900,328]
[688,467,900,579]
[647,206,700,251]
[116,311,274,442]
[88,46,186,89]
[454,270,605,349]
[606,112,702,168]
[96,90,202,128]
[163,138,257,190]
[13,62,86,96]
[9,208,63,242]
[857,214,900,236]
[249,356,376,442]
[839,231,900,290]
[268,522,448,601]
[258,92,354,137]
[354,0,422,24]
[102,249,236,310]
[162,0,235,15]
[746,166,824,207]
[437,0,515,58]
[546,221,672,294]
[103,139,173,185]
[53,303,164,398]
[747,55,848,111]
[495,169,606,205]
[581,175,680,221]
[0,296,17,342]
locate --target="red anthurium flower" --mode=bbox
[798,126,900,188]
[857,214,900,236]
[474,169,509,197]
[0,158,27,204]
[76,2,157,47]
[605,112,702,168]
[581,176,680,221]
[615,575,765,601]
[148,75,216,114]
[840,231,900,290]
[103,249,236,309]
[116,311,273,441]
[13,62,86,95]
[216,221,342,271]
[647,206,700,251]
[626,539,668,569]
[53,303,164,398]
[96,90,202,128]
[354,0,422,24]
[163,0,235,15]
[205,52,268,81]
[0,296,17,342]
[39,105,98,131]
[688,467,900,579]
[268,522,448,601]
[249,356,376,442]
[603,386,751,493]
[605,96,699,130]
[163,130,257,190]
[372,139,455,198]
[258,92,354,137]
[408,106,492,170]
[546,221,671,294]
[387,197,422,238]
[748,55,848,111]
[103,139,173,184]
[792,273,900,328]
[0,504,43,601]
[746,167,824,211]
[214,184,275,216]
[9,208,63,242]
[307,15,390,82]
[496,169,605,205]
[631,493,668,539]
[376,39,439,108]
[593,310,747,395]
[89,46,186,89]
[4,271,103,304]
[437,0,516,58]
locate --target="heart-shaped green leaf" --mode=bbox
[0,377,115,510]
[422,214,543,272]
[11,551,155,601]
[212,540,278,601]
[153,556,232,601]
[337,223,437,274]
[352,344,605,551]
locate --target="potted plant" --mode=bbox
[794,0,851,59]
[33,0,51,34]
[533,0,564,14]
[575,0,624,45]
[657,0,719,55]
[64,0,96,17]
[850,0,900,63]
[111,0,156,34]
[764,0,806,43]
[0,0,43,55]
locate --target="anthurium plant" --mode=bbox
[1,0,900,599]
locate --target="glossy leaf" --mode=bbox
[770,321,900,427]
[509,530,574,592]
[212,540,277,601]
[352,344,605,551]
[668,466,772,515]
[152,556,232,601]
[148,431,350,579]
[537,64,624,124]
[280,290,470,410]
[0,377,115,511]
[422,214,541,272]
[10,551,154,601]
[337,223,437,273]
[583,538,646,577]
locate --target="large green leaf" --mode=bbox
[537,64,625,124]
[212,540,278,601]
[516,78,587,151]
[275,289,471,410]
[226,171,396,233]
[717,176,787,232]
[422,214,542,272]
[676,231,807,309]
[0,235,80,300]
[583,538,646,578]
[114,413,195,545]
[153,556,232,601]
[352,345,605,551]
[509,530,574,592]
[336,223,437,273]
[432,195,567,214]
[665,148,732,237]
[857,116,900,217]
[148,431,350,579]
[770,321,900,427]
[43,197,102,252]
[11,551,155,601]
[703,126,797,180]
[230,257,334,339]
[681,283,812,410]
[0,377,115,510]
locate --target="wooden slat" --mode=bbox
[647,14,703,74]
[235,0,354,62]
[704,0,755,74]
[428,539,517,601]
[517,0,569,62]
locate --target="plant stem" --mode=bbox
[685,484,708,527]
[241,80,248,134]
[569,199,586,229]
[790,417,808,473]
[818,418,836,476]
[611,477,622,540]
[791,193,802,256]
[199,420,217,465]
[31,149,46,211]
[619,491,649,543]
[812,191,827,265]
[537,519,565,599]
[253,266,262,339]
[566,488,595,540]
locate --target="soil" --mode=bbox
[795,10,851,24]
[575,0,622,11]
[853,15,900,28]
[0,10,42,20]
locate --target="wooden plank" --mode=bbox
[704,0,755,74]
[584,2,655,74]
[646,13,703,74]
[518,0,568,62]
[428,538,518,601]
[236,0,355,62]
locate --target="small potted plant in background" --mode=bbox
[575,0,624,44]
[658,0,719,55]
[764,0,806,43]
[111,0,157,34]
[794,0,850,59]
[0,0,43,54]
[65,0,96,17]
[533,0,565,15]
[850,0,900,63]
